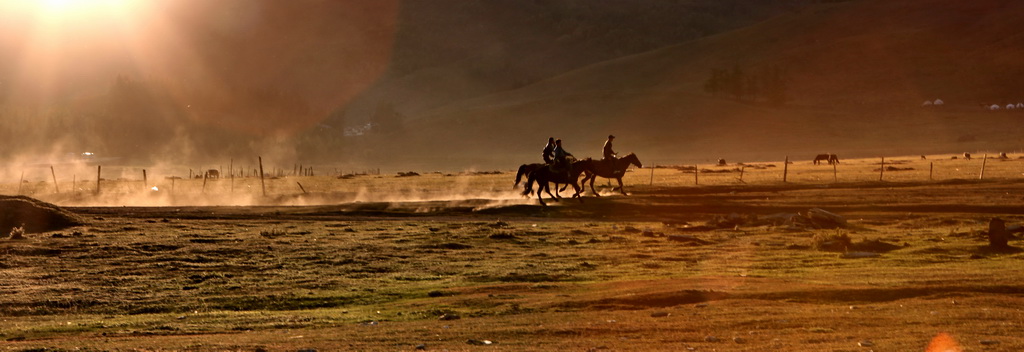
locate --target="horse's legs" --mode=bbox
[589,175,601,197]
[543,181,558,201]
[553,182,562,198]
[536,180,548,205]
[617,177,627,195]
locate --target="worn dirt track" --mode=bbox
[69,178,1024,221]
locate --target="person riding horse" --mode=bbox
[552,139,574,178]
[542,137,555,164]
[602,134,617,167]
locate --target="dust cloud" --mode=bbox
[1,160,533,209]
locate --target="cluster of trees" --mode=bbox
[703,65,791,106]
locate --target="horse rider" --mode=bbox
[542,137,555,164]
[553,138,574,177]
[602,134,617,167]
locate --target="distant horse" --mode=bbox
[205,169,220,178]
[521,160,585,206]
[963,152,972,160]
[578,153,643,196]
[514,163,569,196]
[813,154,839,165]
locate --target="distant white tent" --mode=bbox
[933,99,944,105]
[922,101,932,106]
[1007,104,1016,110]
[1017,102,1023,109]
[990,104,1001,110]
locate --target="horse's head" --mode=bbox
[623,153,642,168]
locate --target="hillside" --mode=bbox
[368,0,1024,170]
[3,0,1024,172]
[0,0,809,169]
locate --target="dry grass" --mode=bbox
[0,154,1022,350]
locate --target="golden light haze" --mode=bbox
[1,0,159,102]
[0,0,398,135]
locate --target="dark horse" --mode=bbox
[813,153,839,165]
[514,163,569,196]
[578,153,643,196]
[521,160,585,206]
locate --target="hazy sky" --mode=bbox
[0,0,398,131]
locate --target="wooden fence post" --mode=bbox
[832,162,837,183]
[50,165,59,193]
[258,156,267,196]
[929,162,933,181]
[96,165,101,194]
[980,154,988,180]
[142,169,148,189]
[649,167,654,186]
[739,166,745,182]
[879,157,885,181]
[694,164,699,185]
[17,171,23,194]
[783,156,789,182]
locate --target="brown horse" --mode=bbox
[514,163,569,196]
[813,154,839,165]
[578,153,643,196]
[521,160,585,206]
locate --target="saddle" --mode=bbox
[549,156,576,174]
[602,157,622,175]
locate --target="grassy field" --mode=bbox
[0,154,1023,351]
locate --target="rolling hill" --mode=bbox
[3,0,1024,172]
[359,0,1024,170]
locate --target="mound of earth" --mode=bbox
[0,196,86,234]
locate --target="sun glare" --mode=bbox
[0,0,143,23]
[39,0,137,16]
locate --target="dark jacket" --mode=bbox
[542,142,555,163]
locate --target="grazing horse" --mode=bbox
[813,154,839,165]
[963,152,972,160]
[521,160,585,206]
[205,169,220,178]
[578,153,643,196]
[514,163,569,196]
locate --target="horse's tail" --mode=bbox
[522,170,537,196]
[514,164,527,187]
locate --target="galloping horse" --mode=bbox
[578,153,643,196]
[521,160,585,206]
[514,163,569,196]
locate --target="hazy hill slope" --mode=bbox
[385,0,1024,170]
[338,0,811,120]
